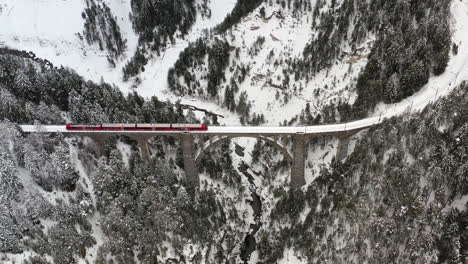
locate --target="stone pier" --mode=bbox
[92,134,110,157]
[39,124,371,189]
[136,136,152,160]
[181,133,199,187]
[336,137,350,162]
[291,134,306,187]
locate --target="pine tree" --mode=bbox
[0,151,21,198]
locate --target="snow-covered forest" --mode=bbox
[1,0,468,263]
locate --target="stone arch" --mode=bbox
[194,135,293,164]
[305,129,365,162]
[123,134,181,160]
[136,134,180,143]
[65,133,114,157]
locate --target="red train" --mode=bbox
[66,123,208,131]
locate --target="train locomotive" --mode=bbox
[66,123,208,131]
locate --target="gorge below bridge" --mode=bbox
[20,118,382,187]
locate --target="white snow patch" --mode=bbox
[278,248,307,264]
[445,194,468,212]
[305,137,339,184]
[68,139,106,264]
[372,0,468,121]
[0,0,138,89]
[116,140,132,167]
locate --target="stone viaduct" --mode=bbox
[20,123,376,187]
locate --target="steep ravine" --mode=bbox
[238,161,262,263]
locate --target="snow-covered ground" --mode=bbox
[5,1,468,262]
[131,0,239,97]
[140,0,468,129]
[131,0,238,123]
[136,0,468,127]
[0,0,239,123]
[19,117,378,134]
[142,0,468,126]
[3,0,468,127]
[203,2,372,125]
[372,0,468,119]
[278,248,307,264]
[162,0,373,125]
[0,0,138,85]
[305,137,339,184]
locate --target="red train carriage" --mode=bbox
[66,123,208,131]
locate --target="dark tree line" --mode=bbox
[353,0,451,115]
[130,0,196,44]
[122,47,147,81]
[0,51,195,125]
[168,38,231,97]
[164,0,453,124]
[168,37,265,124]
[81,0,127,65]
[295,101,353,126]
[0,50,236,262]
[215,0,264,32]
[123,0,204,79]
[0,120,233,263]
[92,154,227,263]
[290,0,451,115]
[258,81,468,263]
[0,48,56,69]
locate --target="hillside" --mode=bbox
[1,0,464,125]
[1,0,468,263]
[167,0,456,124]
[2,52,468,262]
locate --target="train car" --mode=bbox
[66,123,208,131]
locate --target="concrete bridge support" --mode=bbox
[92,134,111,157]
[291,134,306,187]
[136,137,151,160]
[336,137,350,162]
[56,126,368,189]
[181,133,199,188]
[335,130,361,162]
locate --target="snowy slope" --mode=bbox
[0,0,235,91]
[0,0,138,83]
[369,0,468,120]
[221,4,371,124]
[129,0,237,96]
[4,1,468,263]
[155,0,468,126]
[214,3,370,124]
[7,0,468,193]
[163,0,374,124]
[129,0,239,123]
[1,0,467,127]
[0,0,240,123]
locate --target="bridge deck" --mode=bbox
[19,117,380,135]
